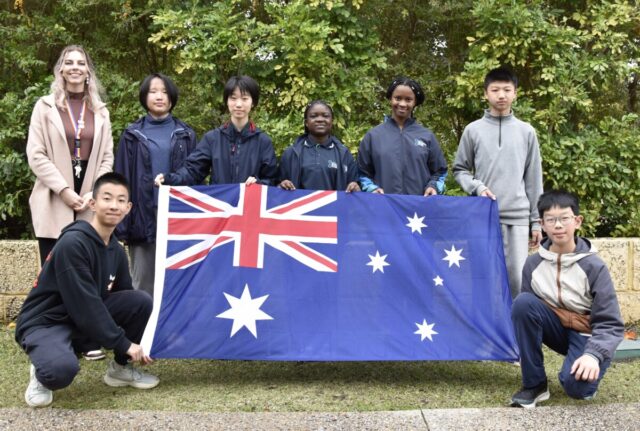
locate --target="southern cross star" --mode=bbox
[405,212,427,234]
[367,250,390,273]
[216,284,273,338]
[442,245,466,268]
[433,275,444,286]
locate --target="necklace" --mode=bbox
[65,96,86,178]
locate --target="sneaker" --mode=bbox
[511,380,550,409]
[25,365,53,408]
[103,360,159,389]
[82,349,106,361]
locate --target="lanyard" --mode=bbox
[65,98,86,159]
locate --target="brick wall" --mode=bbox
[1,239,638,324]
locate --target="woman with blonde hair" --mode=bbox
[27,45,113,266]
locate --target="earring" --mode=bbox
[86,76,90,85]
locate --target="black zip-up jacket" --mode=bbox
[15,221,134,355]
[163,122,277,186]
[278,134,359,190]
[114,116,197,243]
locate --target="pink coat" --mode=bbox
[26,94,113,238]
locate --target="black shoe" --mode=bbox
[511,380,550,409]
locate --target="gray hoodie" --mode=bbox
[453,110,542,228]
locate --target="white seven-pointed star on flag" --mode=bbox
[367,251,390,273]
[442,245,466,268]
[216,284,273,338]
[433,275,444,286]
[414,319,438,341]
[405,212,427,234]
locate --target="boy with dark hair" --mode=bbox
[453,66,543,298]
[510,190,623,408]
[15,172,159,408]
[155,75,277,187]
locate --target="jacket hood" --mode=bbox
[538,236,597,267]
[59,220,109,247]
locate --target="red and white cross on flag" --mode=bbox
[163,184,338,272]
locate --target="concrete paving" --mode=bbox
[1,403,638,430]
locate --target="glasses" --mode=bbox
[542,215,576,226]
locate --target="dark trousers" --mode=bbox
[37,237,57,267]
[511,292,610,399]
[20,290,152,391]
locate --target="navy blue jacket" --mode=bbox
[279,135,359,190]
[114,116,197,243]
[357,117,448,195]
[163,122,277,186]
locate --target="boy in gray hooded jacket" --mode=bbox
[510,190,623,408]
[453,67,543,299]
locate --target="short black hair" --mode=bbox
[484,67,518,90]
[385,76,425,106]
[223,75,260,107]
[139,73,179,112]
[537,190,580,217]
[303,100,333,134]
[93,172,130,199]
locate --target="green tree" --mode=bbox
[453,0,640,235]
[149,0,387,152]
[1,0,639,238]
[0,0,181,236]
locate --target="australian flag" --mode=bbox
[140,184,518,361]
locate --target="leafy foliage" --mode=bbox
[453,0,640,235]
[0,0,639,238]
[149,0,387,152]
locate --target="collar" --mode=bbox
[483,109,514,123]
[303,137,335,149]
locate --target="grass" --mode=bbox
[0,327,638,412]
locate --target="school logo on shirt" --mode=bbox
[327,160,338,169]
[413,139,427,148]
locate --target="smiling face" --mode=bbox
[90,182,132,229]
[146,77,171,119]
[227,87,253,128]
[484,81,516,116]
[305,103,333,140]
[541,205,583,254]
[389,85,416,124]
[61,50,89,93]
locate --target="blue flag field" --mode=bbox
[140,184,518,361]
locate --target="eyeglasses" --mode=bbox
[542,216,576,226]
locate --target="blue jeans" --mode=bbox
[511,292,610,399]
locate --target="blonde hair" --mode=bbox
[51,45,104,111]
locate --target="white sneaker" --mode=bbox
[25,365,53,407]
[82,349,106,361]
[103,360,159,389]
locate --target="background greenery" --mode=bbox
[1,0,638,238]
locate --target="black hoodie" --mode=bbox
[15,220,133,354]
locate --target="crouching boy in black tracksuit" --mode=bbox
[510,190,623,408]
[15,172,159,407]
